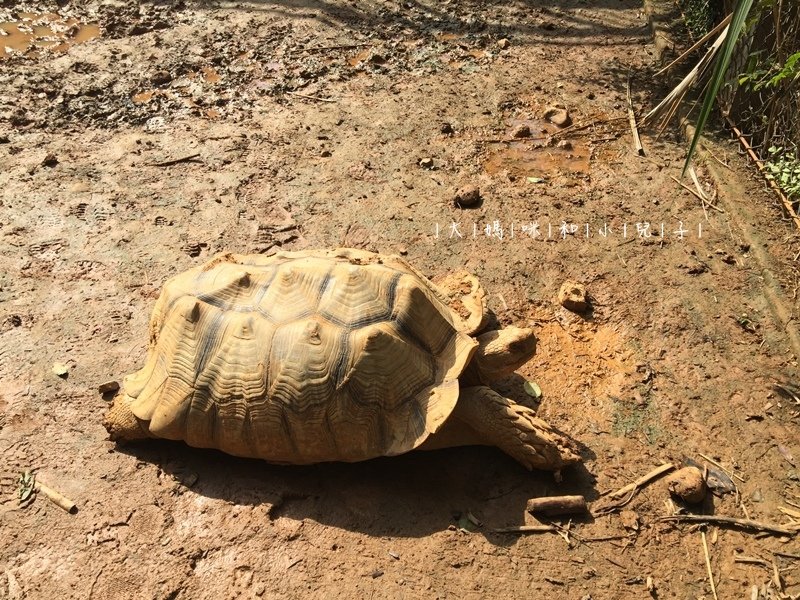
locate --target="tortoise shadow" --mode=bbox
[118,440,598,544]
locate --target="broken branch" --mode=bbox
[526,495,588,517]
[657,515,795,536]
[35,481,77,513]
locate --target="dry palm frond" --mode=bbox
[642,25,730,131]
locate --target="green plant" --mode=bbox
[764,146,800,199]
[739,51,800,91]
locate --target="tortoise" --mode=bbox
[104,248,580,471]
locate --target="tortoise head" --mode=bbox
[104,394,151,442]
[464,327,537,385]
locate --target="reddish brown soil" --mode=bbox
[1,0,799,598]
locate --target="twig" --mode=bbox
[492,525,558,534]
[35,480,77,513]
[609,463,675,499]
[150,153,202,167]
[527,495,588,516]
[701,531,719,600]
[304,43,373,52]
[774,551,800,560]
[657,515,796,536]
[626,72,644,156]
[593,463,675,515]
[670,175,725,213]
[734,555,770,567]
[287,91,337,103]
[548,116,628,139]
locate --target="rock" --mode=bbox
[42,153,59,167]
[418,157,434,169]
[558,281,589,312]
[544,106,572,128]
[666,466,707,504]
[620,509,639,531]
[453,185,481,208]
[98,380,120,394]
[440,122,454,134]
[511,124,531,138]
[52,362,69,378]
[497,38,510,49]
[151,70,172,86]
[556,140,572,150]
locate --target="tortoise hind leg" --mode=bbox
[452,386,581,471]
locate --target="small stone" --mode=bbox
[453,184,481,208]
[556,140,572,150]
[544,106,572,128]
[52,362,69,378]
[371,569,384,579]
[320,149,332,157]
[440,122,454,134]
[398,247,408,255]
[151,70,172,86]
[42,153,59,167]
[587,92,596,100]
[620,509,639,531]
[418,157,434,169]
[497,38,510,49]
[369,53,386,65]
[511,124,531,138]
[98,380,120,395]
[666,466,707,504]
[558,281,589,312]
[0,135,10,144]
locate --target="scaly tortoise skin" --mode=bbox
[104,248,580,471]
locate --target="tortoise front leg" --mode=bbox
[453,386,581,471]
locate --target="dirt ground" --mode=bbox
[1,0,799,598]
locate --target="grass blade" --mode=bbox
[682,0,755,176]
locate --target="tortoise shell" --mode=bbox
[122,248,478,464]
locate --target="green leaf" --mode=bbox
[683,0,755,176]
[523,380,542,399]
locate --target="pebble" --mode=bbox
[440,122,454,134]
[556,140,572,150]
[511,124,531,138]
[418,157,434,169]
[558,281,589,312]
[497,38,510,49]
[453,184,481,208]
[98,380,121,394]
[544,106,572,128]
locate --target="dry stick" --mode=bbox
[657,515,796,536]
[725,116,800,232]
[670,175,725,213]
[626,73,644,156]
[548,116,627,140]
[654,14,733,77]
[701,531,719,600]
[150,153,202,167]
[734,555,770,567]
[609,463,675,500]
[492,525,558,534]
[526,495,588,516]
[304,43,373,52]
[35,481,76,513]
[287,91,337,103]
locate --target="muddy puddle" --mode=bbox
[0,12,100,59]
[484,119,589,178]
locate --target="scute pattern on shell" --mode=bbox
[122,249,478,464]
